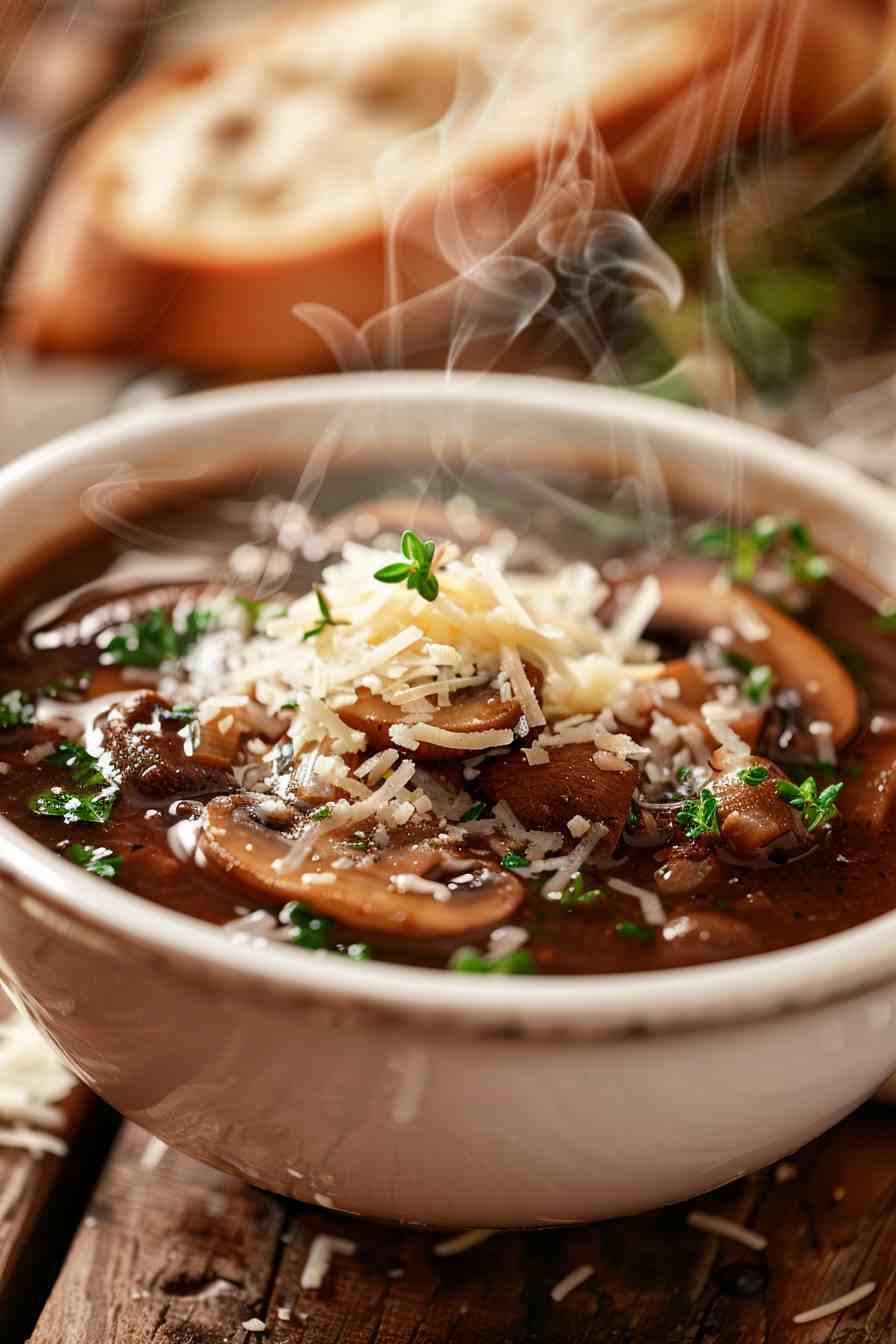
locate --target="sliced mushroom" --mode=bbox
[653,572,859,748]
[24,583,212,655]
[654,843,723,896]
[200,795,524,937]
[661,657,763,750]
[839,723,896,835]
[658,908,762,967]
[479,742,636,848]
[338,664,544,760]
[99,691,236,800]
[705,751,802,859]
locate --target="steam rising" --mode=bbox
[79,0,896,577]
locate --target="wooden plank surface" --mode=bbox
[27,1103,896,1344]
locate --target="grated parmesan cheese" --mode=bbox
[792,1281,876,1324]
[300,1234,358,1290]
[433,1228,497,1256]
[687,1210,768,1251]
[550,1265,595,1302]
[608,878,666,926]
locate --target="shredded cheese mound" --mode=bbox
[0,1010,75,1145]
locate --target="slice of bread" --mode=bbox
[8,0,887,376]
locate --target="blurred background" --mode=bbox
[0,0,895,479]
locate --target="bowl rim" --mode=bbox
[3,368,896,1035]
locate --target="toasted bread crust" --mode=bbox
[8,0,887,376]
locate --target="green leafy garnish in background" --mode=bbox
[102,607,214,668]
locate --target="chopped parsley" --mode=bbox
[286,901,332,951]
[675,765,693,784]
[499,850,530,870]
[723,652,774,704]
[301,588,348,642]
[40,673,92,700]
[460,801,489,822]
[686,516,830,586]
[675,787,720,839]
[738,764,770,787]
[775,776,843,831]
[559,873,604,906]
[0,690,34,730]
[448,946,535,975]
[102,606,214,668]
[743,664,774,704]
[309,805,333,821]
[343,942,373,962]
[374,530,440,602]
[614,921,654,943]
[64,842,122,880]
[160,705,197,723]
[28,741,119,825]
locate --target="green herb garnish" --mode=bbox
[744,665,774,704]
[738,765,770,787]
[29,787,118,824]
[102,607,214,668]
[64,842,122,880]
[675,787,720,840]
[28,740,119,825]
[235,595,288,633]
[686,516,829,586]
[344,942,373,962]
[40,673,92,700]
[675,765,693,784]
[448,947,535,975]
[309,805,333,821]
[286,901,332,951]
[374,530,440,602]
[460,802,489,822]
[500,851,530,870]
[775,776,843,831]
[559,873,604,906]
[161,705,197,723]
[0,690,34,730]
[301,588,348,642]
[614,922,654,943]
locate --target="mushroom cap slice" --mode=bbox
[99,691,235,801]
[654,572,859,748]
[839,723,896,835]
[338,664,544,760]
[479,743,636,850]
[705,751,802,858]
[200,795,524,937]
[661,657,763,749]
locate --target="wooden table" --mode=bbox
[0,1093,891,1343]
[0,7,893,1343]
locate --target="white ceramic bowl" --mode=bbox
[1,373,895,1229]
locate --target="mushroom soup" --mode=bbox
[1,475,894,975]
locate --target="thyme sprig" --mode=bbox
[374,530,440,602]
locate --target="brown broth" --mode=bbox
[0,478,894,975]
